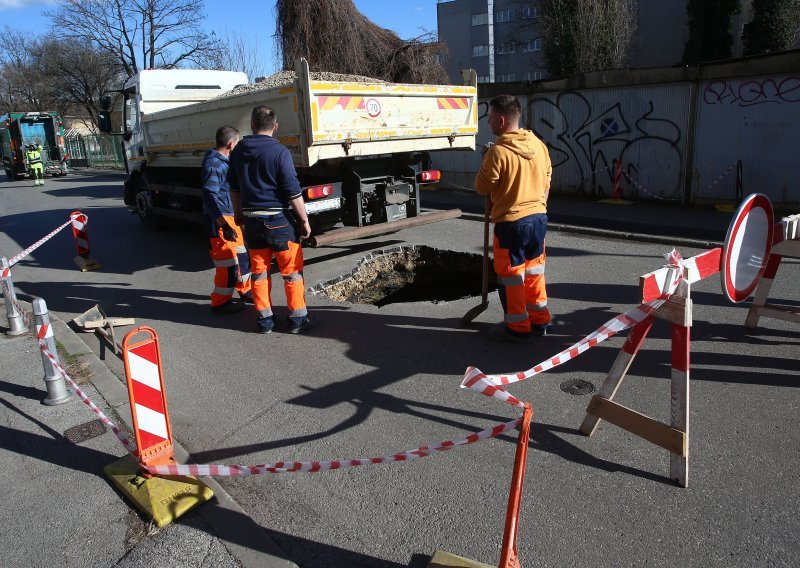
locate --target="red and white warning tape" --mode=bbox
[146,417,522,477]
[7,219,74,267]
[461,250,686,407]
[705,162,737,192]
[38,339,138,454]
[4,275,524,475]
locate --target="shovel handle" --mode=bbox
[481,197,490,304]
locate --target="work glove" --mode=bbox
[221,224,238,242]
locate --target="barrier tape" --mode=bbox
[705,162,737,192]
[1,278,33,331]
[5,280,524,476]
[462,250,686,406]
[38,338,138,454]
[146,416,522,476]
[8,219,74,267]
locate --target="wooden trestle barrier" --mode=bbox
[745,214,800,329]
[578,248,722,487]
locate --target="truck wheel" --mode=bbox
[135,185,161,229]
[4,169,11,179]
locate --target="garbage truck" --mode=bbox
[0,111,69,179]
[100,58,477,245]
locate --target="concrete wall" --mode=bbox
[432,50,800,205]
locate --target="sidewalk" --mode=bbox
[426,185,737,245]
[0,309,295,568]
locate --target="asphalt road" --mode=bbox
[1,171,798,567]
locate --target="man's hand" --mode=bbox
[221,224,238,242]
[481,141,495,158]
[298,218,312,240]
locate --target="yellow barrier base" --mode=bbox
[598,198,634,205]
[428,550,493,568]
[104,454,213,527]
[714,203,736,213]
[74,255,102,272]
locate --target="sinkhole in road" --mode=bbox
[311,245,497,306]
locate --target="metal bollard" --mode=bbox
[32,298,73,406]
[1,256,28,336]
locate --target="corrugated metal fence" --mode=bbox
[64,134,126,170]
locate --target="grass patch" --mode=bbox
[55,340,93,385]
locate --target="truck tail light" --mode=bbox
[418,170,441,183]
[306,184,333,200]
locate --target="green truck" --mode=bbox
[0,111,69,180]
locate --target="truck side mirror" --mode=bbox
[98,111,112,134]
[100,95,112,111]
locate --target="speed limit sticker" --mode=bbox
[365,98,381,117]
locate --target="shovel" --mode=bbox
[461,197,490,326]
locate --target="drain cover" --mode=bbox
[64,419,106,444]
[559,379,596,396]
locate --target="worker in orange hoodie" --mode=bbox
[475,94,552,343]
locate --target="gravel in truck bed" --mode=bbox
[211,70,386,100]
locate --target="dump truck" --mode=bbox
[100,58,477,245]
[0,111,69,180]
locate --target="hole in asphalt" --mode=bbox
[310,245,497,306]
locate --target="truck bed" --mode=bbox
[140,59,477,168]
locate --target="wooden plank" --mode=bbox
[585,396,687,456]
[653,294,692,327]
[670,324,691,488]
[758,304,800,324]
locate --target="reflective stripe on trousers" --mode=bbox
[248,240,307,319]
[493,236,550,333]
[209,214,251,307]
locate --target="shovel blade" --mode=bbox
[460,301,489,326]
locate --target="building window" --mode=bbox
[471,13,488,26]
[524,71,546,81]
[496,42,515,55]
[523,38,543,52]
[522,6,540,20]
[495,9,514,23]
[472,44,490,57]
[497,73,516,82]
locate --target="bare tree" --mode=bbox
[197,30,272,81]
[35,38,126,129]
[276,0,449,84]
[541,0,637,76]
[0,28,57,111]
[45,0,221,78]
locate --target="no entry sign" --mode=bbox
[722,193,774,303]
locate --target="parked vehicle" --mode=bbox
[100,58,477,243]
[0,111,69,179]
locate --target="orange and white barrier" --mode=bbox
[121,327,175,472]
[70,210,101,271]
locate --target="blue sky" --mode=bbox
[0,0,438,76]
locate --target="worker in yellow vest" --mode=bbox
[25,143,44,186]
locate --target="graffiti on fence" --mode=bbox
[703,77,800,107]
[529,91,683,198]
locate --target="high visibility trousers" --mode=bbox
[30,164,43,184]
[248,241,307,324]
[209,215,251,307]
[493,214,550,334]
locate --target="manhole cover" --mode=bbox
[64,419,106,444]
[310,245,497,306]
[559,379,596,396]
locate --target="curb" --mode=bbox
[454,210,722,250]
[51,315,298,568]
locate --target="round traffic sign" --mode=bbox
[721,193,774,303]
